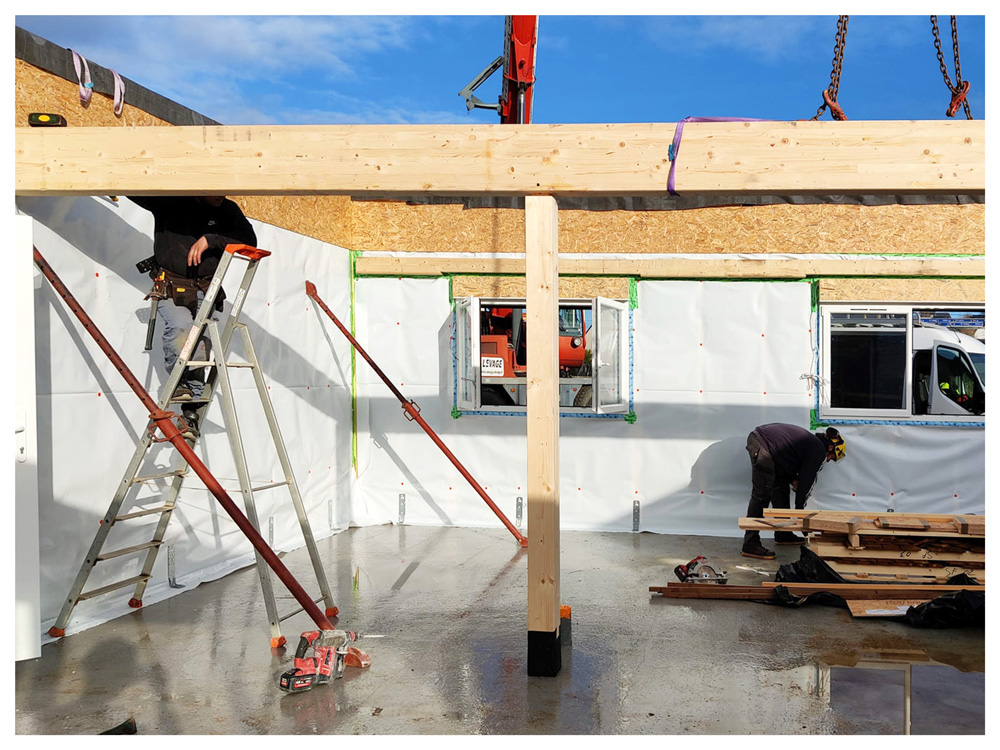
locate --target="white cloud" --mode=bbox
[644,16,826,61]
[15,15,421,122]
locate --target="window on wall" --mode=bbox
[454,297,630,414]
[820,304,985,421]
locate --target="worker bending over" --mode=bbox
[129,196,257,441]
[741,423,846,560]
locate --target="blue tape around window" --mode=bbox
[628,307,635,417]
[451,308,459,417]
[823,418,984,428]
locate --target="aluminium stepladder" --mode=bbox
[47,244,337,646]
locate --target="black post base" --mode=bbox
[527,629,562,676]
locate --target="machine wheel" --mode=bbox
[482,384,515,406]
[573,384,593,408]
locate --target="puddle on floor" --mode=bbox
[811,649,984,735]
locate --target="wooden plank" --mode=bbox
[749,512,986,538]
[650,584,776,600]
[762,582,983,597]
[823,560,985,584]
[846,600,927,618]
[14,120,985,197]
[526,195,560,636]
[808,539,985,566]
[354,255,984,279]
[764,509,986,524]
[650,582,977,601]
[876,516,931,531]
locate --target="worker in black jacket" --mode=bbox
[741,423,846,560]
[129,196,257,441]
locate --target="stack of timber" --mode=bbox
[652,510,984,607]
[752,509,985,585]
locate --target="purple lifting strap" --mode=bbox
[667,116,774,195]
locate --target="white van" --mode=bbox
[912,324,985,416]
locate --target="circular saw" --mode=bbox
[674,555,729,584]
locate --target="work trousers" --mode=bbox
[158,293,212,399]
[743,430,791,546]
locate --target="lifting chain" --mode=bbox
[931,15,973,119]
[812,15,849,121]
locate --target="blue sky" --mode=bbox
[13,12,987,126]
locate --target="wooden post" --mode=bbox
[525,194,561,676]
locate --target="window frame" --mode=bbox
[819,302,985,423]
[820,304,913,420]
[453,295,631,416]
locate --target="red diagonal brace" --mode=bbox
[305,281,528,548]
[34,248,336,634]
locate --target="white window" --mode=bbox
[819,304,985,422]
[453,296,630,415]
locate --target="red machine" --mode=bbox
[480,305,588,380]
[459,16,538,124]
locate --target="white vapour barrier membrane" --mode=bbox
[18,196,354,637]
[351,278,985,535]
[17,196,987,637]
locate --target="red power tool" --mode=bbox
[279,629,363,693]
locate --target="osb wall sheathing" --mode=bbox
[352,200,985,256]
[452,276,630,299]
[15,60,355,249]
[17,60,986,261]
[819,277,986,303]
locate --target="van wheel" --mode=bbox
[574,385,593,408]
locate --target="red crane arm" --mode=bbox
[499,15,538,124]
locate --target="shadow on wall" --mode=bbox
[632,434,753,538]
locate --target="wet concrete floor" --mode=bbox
[15,526,985,734]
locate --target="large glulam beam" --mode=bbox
[15,121,984,197]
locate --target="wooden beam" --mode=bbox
[740,518,982,540]
[525,195,561,676]
[15,120,984,197]
[651,582,983,600]
[355,255,984,279]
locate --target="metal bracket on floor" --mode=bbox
[633,500,640,532]
[398,493,405,525]
[516,496,523,529]
[167,545,184,589]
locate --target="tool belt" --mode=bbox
[148,267,225,315]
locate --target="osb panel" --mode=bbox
[352,201,525,253]
[15,61,354,247]
[350,200,984,257]
[560,204,985,255]
[15,59,169,127]
[452,276,629,299]
[819,277,986,303]
[235,196,354,248]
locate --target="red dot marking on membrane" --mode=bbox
[98,392,102,397]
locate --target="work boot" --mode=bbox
[775,532,806,545]
[172,385,194,402]
[741,542,776,560]
[180,410,200,442]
